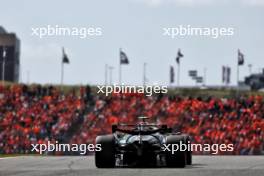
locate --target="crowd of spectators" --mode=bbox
[72,93,264,155]
[0,85,263,155]
[0,85,86,154]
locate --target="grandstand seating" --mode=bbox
[0,85,263,155]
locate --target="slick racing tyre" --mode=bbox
[182,135,192,165]
[165,135,186,168]
[95,134,115,168]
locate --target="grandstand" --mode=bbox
[0,84,263,155]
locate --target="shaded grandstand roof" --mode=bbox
[0,26,7,34]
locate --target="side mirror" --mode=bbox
[161,125,173,133]
[167,128,173,133]
[161,125,167,130]
[112,124,118,133]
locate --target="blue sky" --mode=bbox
[0,0,263,86]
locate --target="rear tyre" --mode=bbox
[165,135,186,168]
[183,135,192,165]
[95,134,115,168]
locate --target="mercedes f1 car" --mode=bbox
[95,117,192,168]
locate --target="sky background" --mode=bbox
[0,0,264,86]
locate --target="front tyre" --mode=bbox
[95,134,116,168]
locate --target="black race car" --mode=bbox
[95,117,192,168]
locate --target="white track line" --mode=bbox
[0,156,21,160]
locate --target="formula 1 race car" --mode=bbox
[95,117,192,168]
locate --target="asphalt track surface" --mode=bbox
[0,156,263,176]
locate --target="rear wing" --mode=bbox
[111,124,172,134]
